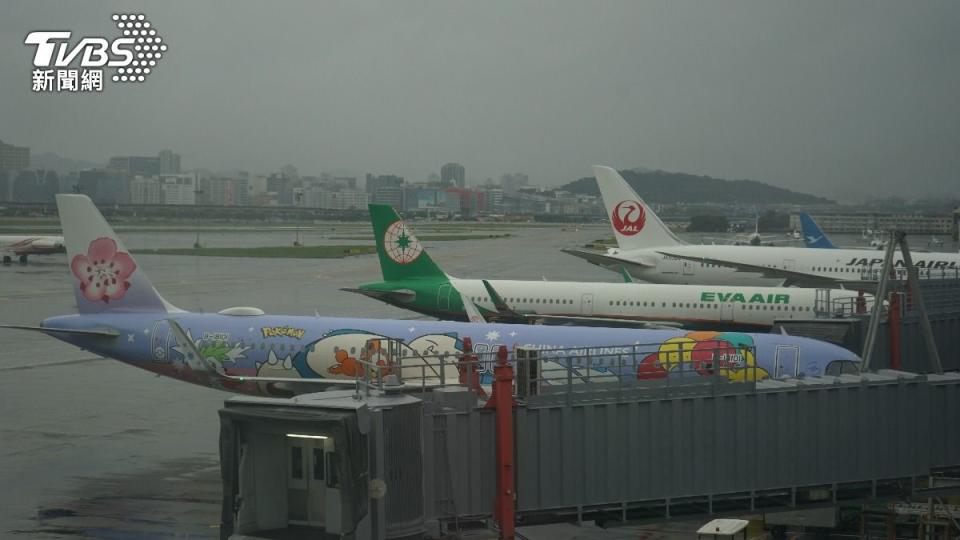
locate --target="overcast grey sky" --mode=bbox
[2,1,958,201]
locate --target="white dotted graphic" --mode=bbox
[112,14,167,83]
[383,221,423,264]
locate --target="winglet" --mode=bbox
[619,265,635,283]
[460,293,487,323]
[481,280,524,321]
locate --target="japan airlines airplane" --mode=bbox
[0,195,862,397]
[345,205,870,330]
[0,235,65,263]
[563,166,960,288]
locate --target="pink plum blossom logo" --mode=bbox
[70,237,137,303]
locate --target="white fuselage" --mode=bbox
[449,277,866,328]
[598,245,960,286]
[0,235,65,255]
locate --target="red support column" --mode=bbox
[458,337,485,397]
[486,345,515,540]
[889,292,902,370]
[856,291,867,314]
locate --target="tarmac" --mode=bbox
[0,224,616,539]
[1,225,954,538]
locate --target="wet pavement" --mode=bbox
[0,223,617,538]
[1,224,955,538]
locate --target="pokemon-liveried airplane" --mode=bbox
[1,235,65,263]
[563,167,960,288]
[347,205,869,330]
[0,195,864,397]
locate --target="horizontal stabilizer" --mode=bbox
[521,314,684,329]
[0,324,119,338]
[341,287,416,302]
[561,248,653,272]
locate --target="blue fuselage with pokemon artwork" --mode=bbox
[41,311,861,396]
[5,194,863,398]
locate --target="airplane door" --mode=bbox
[783,259,796,271]
[287,436,335,528]
[775,346,800,379]
[150,320,176,364]
[682,260,696,276]
[720,303,734,322]
[437,283,452,312]
[581,293,594,316]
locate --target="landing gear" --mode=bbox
[19,254,28,264]
[2,255,11,264]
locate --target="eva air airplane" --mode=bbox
[0,195,862,394]
[563,166,960,288]
[347,205,869,329]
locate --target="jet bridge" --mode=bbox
[218,346,960,540]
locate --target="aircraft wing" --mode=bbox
[0,324,120,337]
[520,314,685,329]
[655,251,849,288]
[560,248,653,273]
[341,287,415,302]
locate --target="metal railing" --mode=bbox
[349,337,762,403]
[814,288,875,318]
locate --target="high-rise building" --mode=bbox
[158,150,181,175]
[366,174,405,207]
[500,173,529,195]
[159,174,197,205]
[317,189,368,210]
[109,155,161,176]
[441,163,465,188]
[76,169,131,204]
[130,176,163,205]
[9,170,59,203]
[0,140,30,170]
[200,177,249,206]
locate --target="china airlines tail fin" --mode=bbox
[368,204,446,282]
[56,194,181,314]
[593,166,685,250]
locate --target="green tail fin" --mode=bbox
[368,204,445,281]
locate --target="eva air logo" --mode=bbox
[383,221,423,264]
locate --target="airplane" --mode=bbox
[799,212,836,249]
[800,213,944,253]
[345,204,871,330]
[562,166,960,289]
[703,213,795,247]
[0,235,65,263]
[0,194,864,398]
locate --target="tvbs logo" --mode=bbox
[25,14,167,92]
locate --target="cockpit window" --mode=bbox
[825,360,860,376]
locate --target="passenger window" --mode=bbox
[290,446,303,479]
[313,448,325,481]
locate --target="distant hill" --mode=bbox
[30,152,102,174]
[562,168,834,205]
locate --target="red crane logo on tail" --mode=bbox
[611,200,646,236]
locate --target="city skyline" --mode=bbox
[3,2,959,202]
